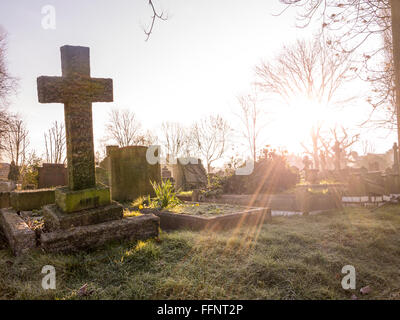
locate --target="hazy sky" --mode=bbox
[0,0,396,162]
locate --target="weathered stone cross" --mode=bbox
[37,45,113,191]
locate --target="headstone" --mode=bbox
[0,181,16,192]
[161,166,172,180]
[37,45,123,226]
[103,145,161,202]
[0,163,10,180]
[172,158,207,191]
[38,163,68,188]
[109,146,161,201]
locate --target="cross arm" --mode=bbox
[37,76,65,103]
[37,76,113,103]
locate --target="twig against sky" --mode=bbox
[144,0,168,41]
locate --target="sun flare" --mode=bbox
[270,96,341,153]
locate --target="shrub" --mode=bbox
[150,180,182,209]
[222,147,299,194]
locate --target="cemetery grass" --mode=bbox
[1,206,400,299]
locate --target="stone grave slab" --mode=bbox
[146,206,271,231]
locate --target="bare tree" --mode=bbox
[44,121,66,164]
[105,108,143,147]
[0,28,17,158]
[279,1,389,55]
[256,37,356,169]
[320,125,360,170]
[0,28,17,107]
[192,115,230,173]
[0,107,11,155]
[160,122,189,161]
[362,8,395,129]
[278,1,400,161]
[236,89,267,162]
[361,139,377,155]
[140,129,158,146]
[4,115,29,167]
[256,37,356,107]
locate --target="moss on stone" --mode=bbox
[55,184,111,213]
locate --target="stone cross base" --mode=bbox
[43,202,123,232]
[55,184,111,213]
[40,215,159,253]
[47,184,124,233]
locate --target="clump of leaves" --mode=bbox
[150,180,182,209]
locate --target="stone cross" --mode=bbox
[37,45,113,190]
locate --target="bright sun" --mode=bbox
[270,96,341,153]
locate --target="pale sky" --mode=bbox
[0,0,396,163]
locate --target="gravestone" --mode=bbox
[103,146,161,202]
[38,163,68,188]
[0,181,15,192]
[162,166,172,179]
[0,163,10,180]
[172,158,207,191]
[37,45,122,226]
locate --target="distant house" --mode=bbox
[0,163,10,181]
